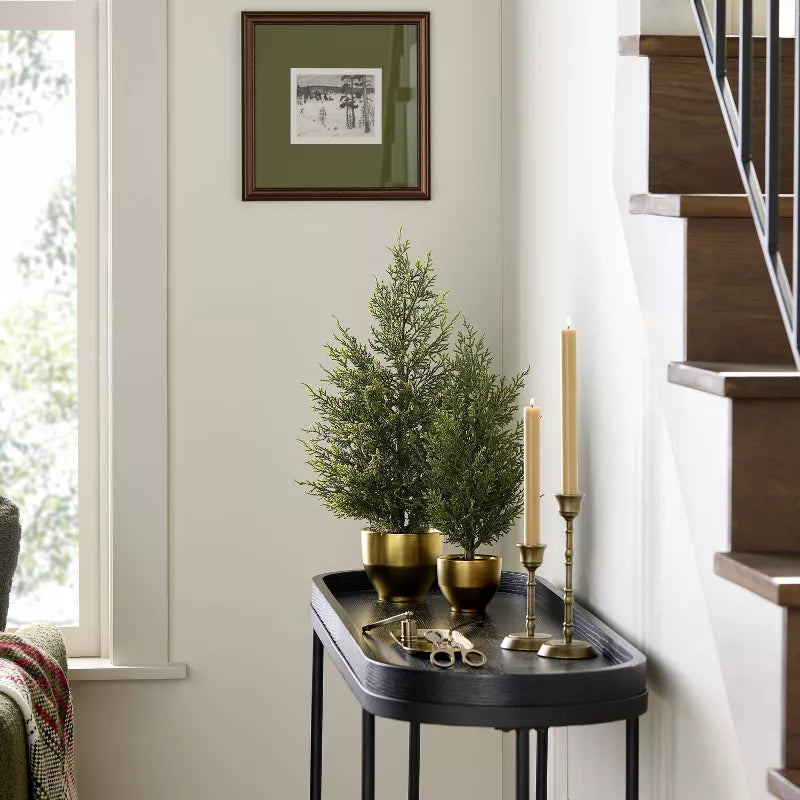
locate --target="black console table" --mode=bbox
[310,570,647,800]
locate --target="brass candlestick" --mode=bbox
[501,543,552,651]
[538,493,596,660]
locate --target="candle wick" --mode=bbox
[565,317,573,330]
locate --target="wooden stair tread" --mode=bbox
[619,34,794,59]
[668,362,800,398]
[769,768,800,800]
[631,193,793,219]
[715,553,800,606]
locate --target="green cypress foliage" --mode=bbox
[300,234,455,534]
[425,323,528,559]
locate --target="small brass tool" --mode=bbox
[362,610,413,634]
[400,617,418,645]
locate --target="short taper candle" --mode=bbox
[523,400,541,545]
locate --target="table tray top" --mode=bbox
[311,570,647,728]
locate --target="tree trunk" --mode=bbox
[464,548,475,561]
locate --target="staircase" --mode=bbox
[620,33,800,799]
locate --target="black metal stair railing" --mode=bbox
[690,0,800,368]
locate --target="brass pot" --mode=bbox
[437,554,502,614]
[361,529,443,602]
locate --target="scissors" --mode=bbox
[424,629,487,669]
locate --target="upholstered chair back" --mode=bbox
[0,497,21,631]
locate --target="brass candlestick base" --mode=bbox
[538,493,597,660]
[501,543,552,652]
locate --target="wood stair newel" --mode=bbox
[621,34,800,799]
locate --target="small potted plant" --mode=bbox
[425,323,527,614]
[300,234,455,602]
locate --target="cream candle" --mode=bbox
[523,400,541,545]
[561,321,578,494]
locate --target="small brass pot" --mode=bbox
[437,554,502,614]
[361,529,443,602]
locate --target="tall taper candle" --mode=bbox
[561,321,578,494]
[524,400,541,545]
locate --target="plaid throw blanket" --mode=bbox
[0,633,76,799]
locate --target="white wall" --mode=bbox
[640,0,696,33]
[69,1,788,798]
[502,1,783,798]
[637,0,774,36]
[72,1,504,798]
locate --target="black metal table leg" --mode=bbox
[408,722,420,800]
[516,728,530,800]
[626,717,639,800]
[310,633,323,800]
[535,728,548,800]
[362,710,375,800]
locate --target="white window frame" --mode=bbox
[1,0,179,675]
[106,0,169,667]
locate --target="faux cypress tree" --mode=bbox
[425,323,527,560]
[300,234,455,533]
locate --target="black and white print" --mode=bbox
[290,68,382,144]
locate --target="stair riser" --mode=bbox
[649,56,794,194]
[686,218,793,364]
[789,610,800,769]
[731,400,800,552]
[766,615,800,797]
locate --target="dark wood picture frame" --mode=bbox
[242,11,430,200]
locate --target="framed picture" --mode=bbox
[241,12,430,200]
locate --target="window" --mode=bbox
[0,0,100,657]
[0,0,171,671]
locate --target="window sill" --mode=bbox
[67,658,187,681]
